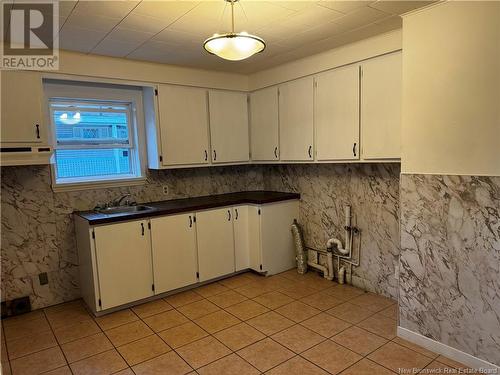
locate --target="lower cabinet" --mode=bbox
[76,199,299,314]
[233,205,250,272]
[93,220,154,310]
[259,201,298,274]
[150,213,198,294]
[196,207,235,282]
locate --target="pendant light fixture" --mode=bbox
[203,0,266,61]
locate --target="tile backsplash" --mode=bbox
[1,163,400,309]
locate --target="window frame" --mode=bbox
[50,100,134,149]
[44,80,148,192]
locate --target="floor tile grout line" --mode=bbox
[43,308,73,374]
[2,274,440,375]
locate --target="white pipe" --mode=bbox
[326,206,352,256]
[344,205,351,255]
[338,266,345,284]
[326,252,334,281]
[327,238,343,252]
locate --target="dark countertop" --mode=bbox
[75,191,300,225]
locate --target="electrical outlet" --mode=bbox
[39,272,48,285]
[162,185,169,195]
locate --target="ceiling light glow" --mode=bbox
[203,0,266,61]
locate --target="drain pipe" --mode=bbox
[327,205,352,256]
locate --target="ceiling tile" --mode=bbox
[92,39,142,58]
[128,40,182,61]
[106,27,155,44]
[64,13,121,33]
[58,0,425,73]
[319,1,374,14]
[71,1,140,19]
[59,25,107,53]
[329,6,390,33]
[369,1,436,15]
[153,29,204,46]
[287,4,344,27]
[59,1,78,18]
[118,13,172,34]
[132,1,199,23]
[273,1,317,12]
[235,1,297,28]
[375,15,403,29]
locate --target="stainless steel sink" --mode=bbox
[95,205,156,215]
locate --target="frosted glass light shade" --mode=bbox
[204,32,265,61]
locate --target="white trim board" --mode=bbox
[397,326,499,371]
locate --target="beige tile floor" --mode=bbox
[0,270,470,375]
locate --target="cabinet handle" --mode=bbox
[213,150,217,161]
[274,146,278,159]
[188,215,192,228]
[35,124,40,139]
[204,150,208,161]
[228,210,231,221]
[308,145,312,158]
[141,223,145,236]
[235,209,238,220]
[353,142,357,157]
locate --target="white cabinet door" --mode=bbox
[260,201,299,275]
[196,207,235,282]
[250,87,279,161]
[150,213,198,294]
[94,220,153,310]
[361,52,402,159]
[157,85,210,166]
[208,90,249,163]
[1,70,44,144]
[315,65,360,160]
[279,77,314,161]
[247,205,263,273]
[233,206,249,271]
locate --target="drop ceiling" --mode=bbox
[56,1,433,74]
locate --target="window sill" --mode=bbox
[51,176,147,193]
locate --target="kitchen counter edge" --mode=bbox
[74,191,300,225]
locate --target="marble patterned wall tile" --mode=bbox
[1,165,264,309]
[263,163,401,299]
[399,174,500,366]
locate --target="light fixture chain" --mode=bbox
[231,0,235,34]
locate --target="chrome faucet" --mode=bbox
[113,194,135,207]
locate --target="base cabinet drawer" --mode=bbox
[151,213,198,294]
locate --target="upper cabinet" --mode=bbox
[315,65,360,161]
[250,87,279,161]
[361,52,402,160]
[279,77,314,161]
[144,52,401,169]
[1,70,46,145]
[208,90,249,164]
[156,85,210,167]
[0,70,53,166]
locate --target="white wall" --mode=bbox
[401,2,500,176]
[54,50,249,91]
[248,30,402,91]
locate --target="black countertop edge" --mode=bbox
[75,191,300,225]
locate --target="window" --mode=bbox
[45,81,147,190]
